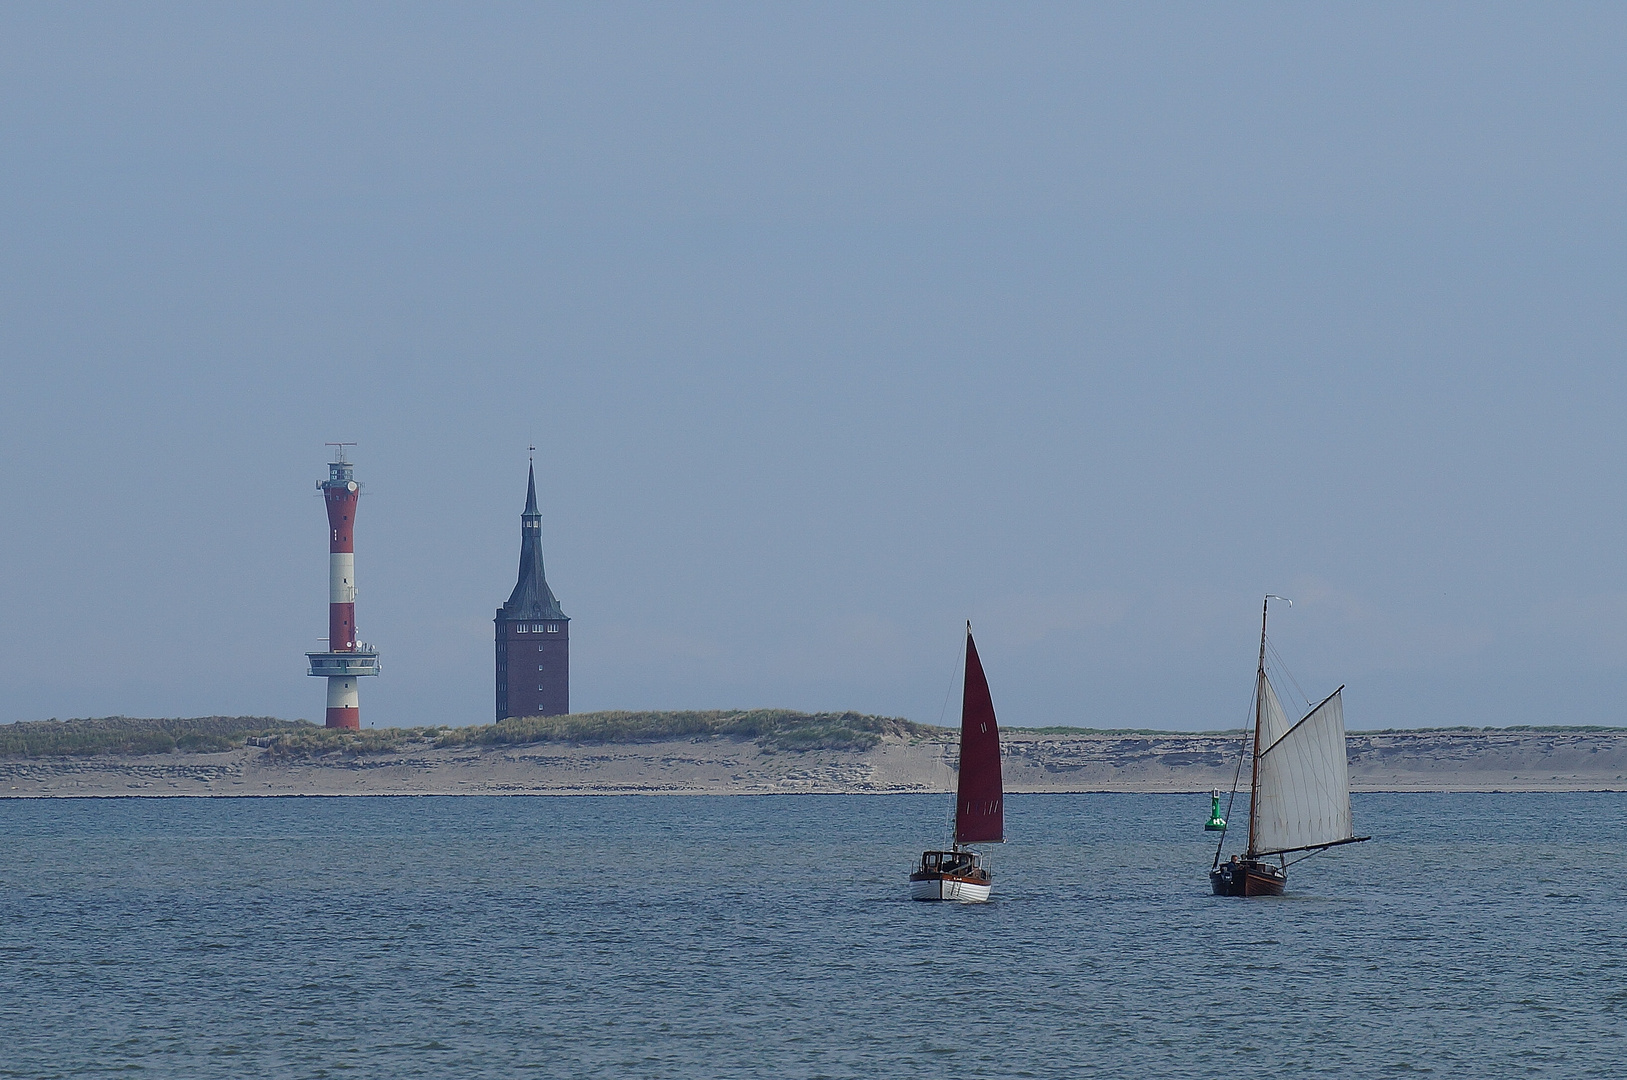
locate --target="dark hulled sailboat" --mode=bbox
[911,623,1004,902]
[1210,595,1369,897]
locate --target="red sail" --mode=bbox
[955,628,1004,844]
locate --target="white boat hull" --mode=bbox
[909,875,992,903]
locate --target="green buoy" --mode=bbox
[1204,789,1227,832]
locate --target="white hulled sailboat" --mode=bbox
[910,623,1004,902]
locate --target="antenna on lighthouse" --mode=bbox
[325,442,356,464]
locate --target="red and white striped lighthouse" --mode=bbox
[306,445,379,729]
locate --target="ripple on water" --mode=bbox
[0,792,1623,1078]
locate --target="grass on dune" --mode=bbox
[0,710,932,759]
[5,714,1617,760]
[435,709,927,753]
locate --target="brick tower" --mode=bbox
[495,460,568,720]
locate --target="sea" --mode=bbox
[0,792,1622,1078]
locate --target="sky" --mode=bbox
[2,3,1625,731]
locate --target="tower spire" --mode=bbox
[504,463,563,619]
[495,457,569,720]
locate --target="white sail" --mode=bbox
[1257,674,1293,754]
[1252,686,1354,855]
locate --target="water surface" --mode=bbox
[1,793,1622,1077]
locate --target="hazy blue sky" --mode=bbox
[3,4,1625,730]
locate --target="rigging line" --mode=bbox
[1265,639,1314,713]
[1264,639,1310,711]
[934,631,965,729]
[934,630,967,847]
[1284,841,1360,867]
[1211,681,1257,868]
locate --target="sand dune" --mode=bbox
[3,728,1624,796]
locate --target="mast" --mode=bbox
[1246,594,1269,858]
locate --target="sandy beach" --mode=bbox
[3,728,1624,797]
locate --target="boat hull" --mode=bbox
[909,872,992,903]
[1209,859,1286,897]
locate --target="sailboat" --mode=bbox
[1210,595,1369,897]
[910,622,1003,902]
